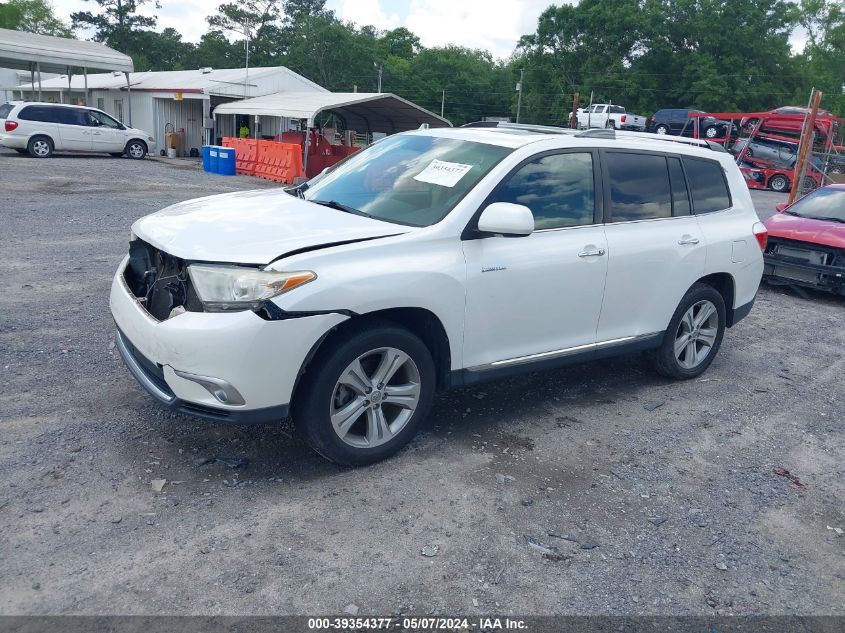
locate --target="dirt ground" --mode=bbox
[0,148,843,617]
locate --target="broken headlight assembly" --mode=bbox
[187,265,316,312]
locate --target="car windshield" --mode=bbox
[303,133,512,227]
[787,187,845,222]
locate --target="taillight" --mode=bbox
[650,115,656,121]
[621,114,627,123]
[753,222,768,251]
[4,120,18,132]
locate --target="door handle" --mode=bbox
[678,237,700,245]
[578,248,606,258]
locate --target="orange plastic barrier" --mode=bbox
[223,138,304,184]
[252,140,304,184]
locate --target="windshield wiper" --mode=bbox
[310,199,371,218]
[810,216,845,224]
[783,210,802,216]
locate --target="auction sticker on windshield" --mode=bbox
[414,159,473,187]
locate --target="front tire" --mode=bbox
[769,174,790,192]
[27,136,53,158]
[294,322,436,466]
[126,140,147,160]
[653,283,726,380]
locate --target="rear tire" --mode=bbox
[653,283,726,380]
[293,322,436,466]
[654,124,669,134]
[27,136,53,158]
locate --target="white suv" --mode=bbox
[0,102,155,159]
[110,125,766,465]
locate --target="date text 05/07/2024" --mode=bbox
[307,616,528,630]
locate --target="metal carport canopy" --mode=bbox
[0,27,133,74]
[0,29,134,74]
[213,92,451,131]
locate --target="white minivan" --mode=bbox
[0,102,155,159]
[111,124,766,465]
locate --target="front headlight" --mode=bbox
[188,265,316,312]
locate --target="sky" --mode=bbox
[49,0,557,60]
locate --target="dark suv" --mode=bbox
[648,109,735,139]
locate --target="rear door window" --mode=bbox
[683,158,731,214]
[605,152,672,222]
[491,152,596,229]
[58,108,91,126]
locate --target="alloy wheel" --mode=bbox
[128,143,145,159]
[674,300,719,369]
[32,140,50,156]
[329,347,421,448]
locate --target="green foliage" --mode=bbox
[0,0,73,36]
[515,0,820,123]
[7,0,841,123]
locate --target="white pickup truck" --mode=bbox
[576,104,647,131]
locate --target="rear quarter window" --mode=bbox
[19,106,61,123]
[0,104,13,119]
[683,158,731,214]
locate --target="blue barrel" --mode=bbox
[201,146,213,172]
[208,146,220,174]
[217,146,236,176]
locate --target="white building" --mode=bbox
[12,66,328,154]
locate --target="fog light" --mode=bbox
[172,370,245,406]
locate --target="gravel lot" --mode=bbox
[1,148,843,617]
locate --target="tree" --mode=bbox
[0,0,73,36]
[207,1,285,67]
[71,0,160,53]
[516,0,802,124]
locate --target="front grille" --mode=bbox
[124,240,203,321]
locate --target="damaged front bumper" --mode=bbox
[763,250,845,296]
[110,256,350,421]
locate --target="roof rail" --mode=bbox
[461,121,573,135]
[575,128,615,139]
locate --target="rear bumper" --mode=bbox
[0,133,27,149]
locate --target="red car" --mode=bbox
[762,184,845,295]
[741,106,841,139]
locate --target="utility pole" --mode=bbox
[441,90,445,118]
[516,68,524,123]
[243,24,251,100]
[375,63,383,93]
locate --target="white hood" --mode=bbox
[132,189,409,265]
